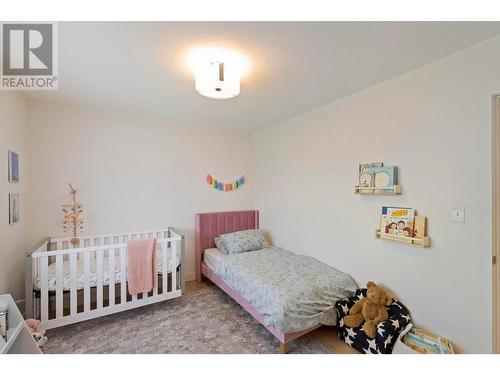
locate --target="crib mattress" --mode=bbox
[34,252,180,292]
[203,247,226,271]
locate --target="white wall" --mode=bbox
[0,92,29,300]
[253,36,500,353]
[26,100,254,281]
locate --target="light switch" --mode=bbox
[451,207,465,223]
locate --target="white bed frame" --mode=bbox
[25,228,185,330]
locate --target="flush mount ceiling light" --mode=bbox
[187,48,249,99]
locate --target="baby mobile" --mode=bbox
[62,183,85,246]
[206,174,246,192]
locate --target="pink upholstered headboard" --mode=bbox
[195,210,259,282]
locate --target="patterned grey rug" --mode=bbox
[45,285,328,354]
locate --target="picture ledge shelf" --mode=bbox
[375,229,430,248]
[354,185,402,195]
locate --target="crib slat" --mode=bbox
[108,248,115,306]
[55,255,64,319]
[152,241,158,296]
[172,240,177,292]
[70,253,77,315]
[162,242,168,293]
[40,256,49,322]
[96,249,103,309]
[120,247,127,304]
[83,252,91,312]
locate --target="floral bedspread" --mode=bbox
[213,247,356,333]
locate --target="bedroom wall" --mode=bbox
[253,36,500,353]
[0,92,29,300]
[26,100,254,282]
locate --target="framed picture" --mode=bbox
[8,151,19,183]
[9,193,20,224]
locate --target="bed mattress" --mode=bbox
[34,252,180,292]
[203,248,226,271]
[208,247,356,333]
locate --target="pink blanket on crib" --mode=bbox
[126,238,157,295]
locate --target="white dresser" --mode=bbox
[0,294,40,354]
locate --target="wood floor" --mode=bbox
[186,280,359,354]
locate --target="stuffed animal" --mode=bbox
[25,319,43,333]
[343,281,392,338]
[25,319,47,350]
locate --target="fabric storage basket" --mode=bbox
[392,324,415,354]
[393,326,455,354]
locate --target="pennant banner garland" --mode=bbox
[207,174,246,192]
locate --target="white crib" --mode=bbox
[25,228,185,330]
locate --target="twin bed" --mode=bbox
[196,210,356,353]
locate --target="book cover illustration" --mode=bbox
[371,166,397,193]
[380,206,415,238]
[358,162,383,193]
[358,171,373,193]
[358,162,383,173]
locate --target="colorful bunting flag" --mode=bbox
[206,174,246,192]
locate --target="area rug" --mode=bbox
[45,285,329,354]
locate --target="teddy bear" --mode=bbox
[343,281,392,338]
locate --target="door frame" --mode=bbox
[493,94,500,354]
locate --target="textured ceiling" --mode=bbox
[24,22,500,131]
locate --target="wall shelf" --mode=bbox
[375,229,430,248]
[355,185,402,195]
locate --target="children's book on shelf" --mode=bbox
[371,166,397,193]
[358,171,373,193]
[380,206,415,238]
[359,162,383,173]
[358,162,383,192]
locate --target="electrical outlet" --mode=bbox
[451,207,465,223]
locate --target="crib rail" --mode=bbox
[46,229,173,253]
[26,228,184,330]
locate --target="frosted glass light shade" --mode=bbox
[195,61,240,99]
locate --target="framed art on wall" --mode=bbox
[9,193,20,224]
[8,150,19,183]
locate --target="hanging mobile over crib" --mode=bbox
[62,183,84,246]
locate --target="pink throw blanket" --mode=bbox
[126,238,157,295]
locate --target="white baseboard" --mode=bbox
[185,272,195,282]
